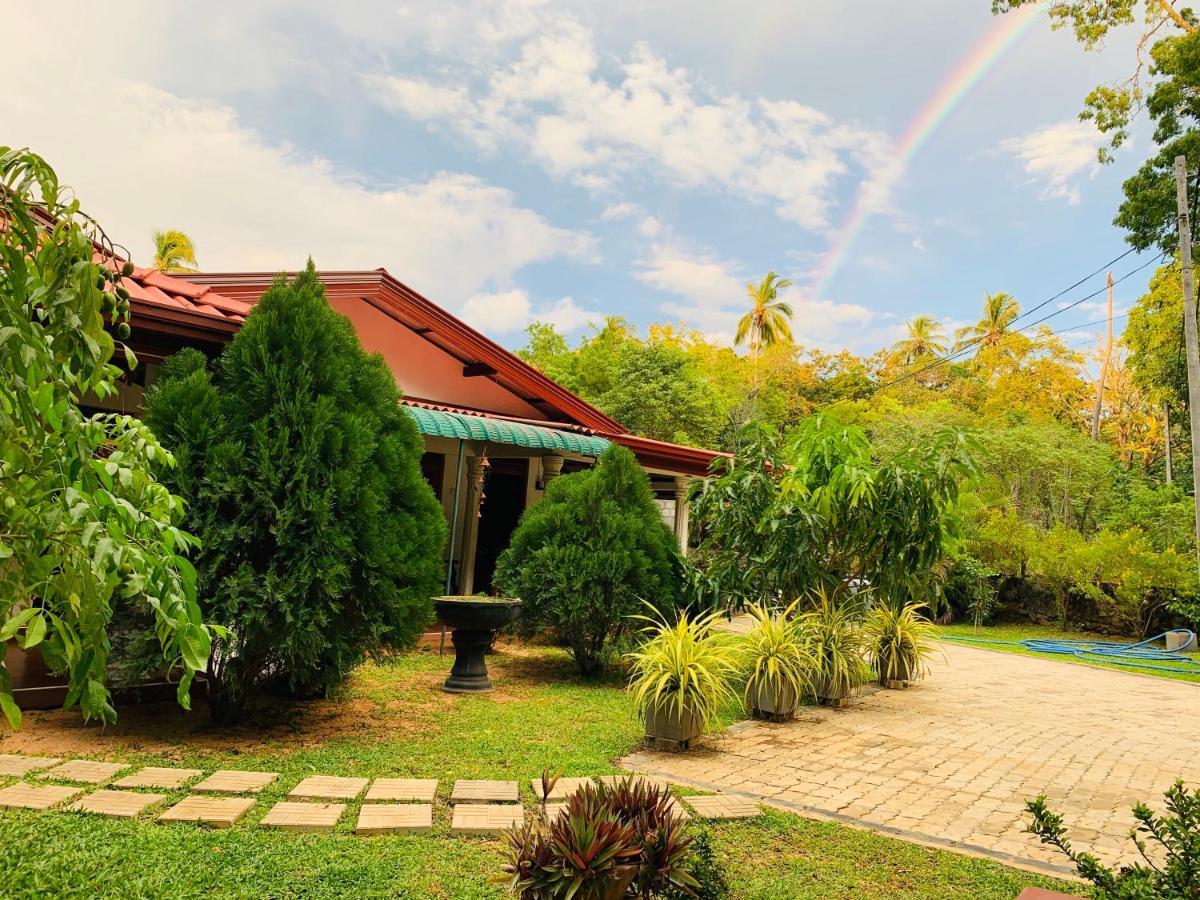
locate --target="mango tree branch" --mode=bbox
[1153,0,1196,34]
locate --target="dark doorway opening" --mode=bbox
[472,458,528,594]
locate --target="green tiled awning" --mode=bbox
[405,404,610,456]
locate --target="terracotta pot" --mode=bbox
[643,701,702,746]
[748,680,800,719]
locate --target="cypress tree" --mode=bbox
[144,262,446,722]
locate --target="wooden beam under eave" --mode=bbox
[463,362,498,378]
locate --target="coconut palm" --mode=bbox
[954,292,1020,351]
[736,271,794,394]
[152,229,199,273]
[892,315,947,366]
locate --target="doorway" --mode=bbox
[471,458,528,594]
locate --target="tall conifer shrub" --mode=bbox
[143,263,445,722]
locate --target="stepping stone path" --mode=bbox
[356,803,433,835]
[260,801,345,833]
[40,760,127,784]
[114,767,203,790]
[450,803,523,835]
[682,795,761,819]
[450,779,519,803]
[364,778,437,802]
[289,776,368,800]
[67,789,165,819]
[192,770,278,794]
[159,795,256,828]
[530,776,591,800]
[0,782,81,810]
[0,754,61,777]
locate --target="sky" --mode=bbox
[1,0,1161,356]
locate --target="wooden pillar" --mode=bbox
[673,476,692,557]
[459,455,488,595]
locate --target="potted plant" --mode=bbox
[742,600,814,721]
[864,602,937,688]
[627,607,741,750]
[803,587,868,708]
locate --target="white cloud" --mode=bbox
[1000,121,1104,205]
[361,14,897,229]
[912,237,927,252]
[600,202,640,221]
[0,60,594,307]
[459,289,598,335]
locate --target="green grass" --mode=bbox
[0,643,1081,898]
[938,622,1200,684]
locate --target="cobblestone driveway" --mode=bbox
[624,642,1200,876]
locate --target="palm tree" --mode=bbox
[954,292,1020,351]
[736,271,794,394]
[892,315,947,366]
[152,229,199,273]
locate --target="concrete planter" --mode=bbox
[643,702,703,750]
[748,681,800,721]
[876,649,916,688]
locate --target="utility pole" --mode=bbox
[1175,155,1200,571]
[1090,271,1114,441]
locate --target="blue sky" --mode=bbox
[3,0,1157,355]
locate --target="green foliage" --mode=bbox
[151,228,198,273]
[142,263,446,722]
[495,445,683,675]
[0,147,214,727]
[741,600,815,709]
[504,776,701,899]
[1125,263,1188,410]
[863,603,938,684]
[626,606,743,730]
[803,588,869,701]
[1027,780,1200,899]
[943,552,999,626]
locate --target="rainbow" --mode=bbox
[808,5,1045,299]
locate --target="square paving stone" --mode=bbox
[0,754,62,777]
[596,774,667,790]
[289,775,368,800]
[364,778,438,802]
[355,803,433,835]
[260,801,345,833]
[192,770,278,794]
[450,779,519,803]
[67,789,165,819]
[0,782,82,810]
[114,767,203,790]
[541,803,568,821]
[40,760,127,784]
[682,795,761,819]
[159,795,256,828]
[530,777,592,801]
[450,803,524,835]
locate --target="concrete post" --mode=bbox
[673,476,692,557]
[459,455,488,595]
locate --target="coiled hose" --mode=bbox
[940,630,1200,674]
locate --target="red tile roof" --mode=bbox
[121,266,252,323]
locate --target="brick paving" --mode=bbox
[530,776,591,800]
[260,801,345,832]
[450,803,523,835]
[450,779,519,803]
[682,795,761,819]
[192,770,278,794]
[0,754,61,777]
[355,803,433,835]
[114,767,203,789]
[289,775,368,800]
[0,782,81,810]
[625,641,1200,875]
[364,778,438,802]
[159,795,256,828]
[40,760,126,784]
[67,789,165,818]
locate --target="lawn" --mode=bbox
[937,621,1200,684]
[0,642,1080,898]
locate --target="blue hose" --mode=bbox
[941,630,1200,674]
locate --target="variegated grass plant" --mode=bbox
[802,586,869,702]
[742,600,815,711]
[863,601,939,684]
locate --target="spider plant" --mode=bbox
[864,601,938,686]
[802,586,868,706]
[741,600,815,720]
[626,606,742,746]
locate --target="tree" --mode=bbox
[736,271,794,392]
[151,228,199,273]
[1125,262,1188,410]
[954,292,1020,352]
[0,147,214,727]
[891,315,948,366]
[494,446,683,675]
[142,262,446,722]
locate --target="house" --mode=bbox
[98,265,724,598]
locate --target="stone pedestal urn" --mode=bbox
[434,596,522,693]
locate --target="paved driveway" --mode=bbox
[624,642,1200,876]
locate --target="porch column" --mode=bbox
[673,476,692,557]
[459,456,488,595]
[541,454,564,486]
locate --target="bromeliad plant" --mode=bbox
[503,774,701,899]
[863,602,938,687]
[802,587,869,706]
[741,601,814,720]
[626,607,742,746]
